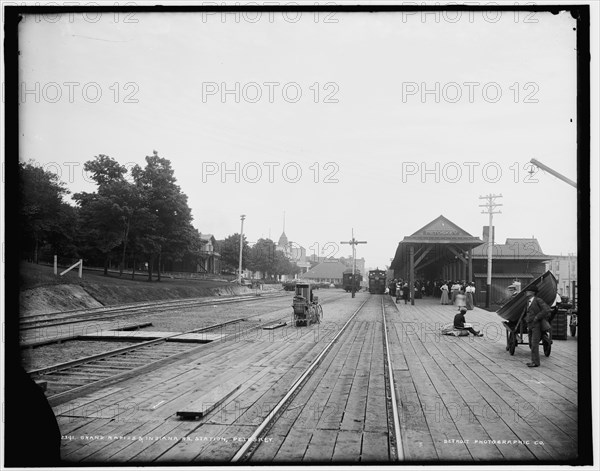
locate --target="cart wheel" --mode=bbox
[542,331,552,357]
[508,333,517,355]
[570,325,577,337]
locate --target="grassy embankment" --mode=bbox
[18,262,259,314]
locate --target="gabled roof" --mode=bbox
[301,260,347,279]
[401,215,482,245]
[199,233,216,243]
[471,238,549,260]
[391,216,483,270]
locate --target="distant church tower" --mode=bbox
[277,211,289,254]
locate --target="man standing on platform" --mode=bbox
[524,286,551,367]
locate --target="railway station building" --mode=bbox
[390,215,549,305]
[300,260,348,285]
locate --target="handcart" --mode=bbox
[496,271,557,357]
[502,308,552,357]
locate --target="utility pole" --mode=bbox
[341,229,367,298]
[479,194,503,308]
[238,214,246,284]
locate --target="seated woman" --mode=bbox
[454,308,483,336]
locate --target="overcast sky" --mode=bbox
[18,8,580,269]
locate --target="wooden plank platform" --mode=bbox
[385,296,578,462]
[51,293,579,464]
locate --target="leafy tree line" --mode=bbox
[19,154,300,281]
[218,235,301,279]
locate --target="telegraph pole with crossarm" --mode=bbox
[341,229,367,298]
[479,194,503,308]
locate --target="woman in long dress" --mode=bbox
[440,283,449,305]
[465,282,475,310]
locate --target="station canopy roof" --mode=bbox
[390,215,483,271]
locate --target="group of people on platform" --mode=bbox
[388,279,412,304]
[388,279,437,301]
[387,279,477,309]
[439,280,476,310]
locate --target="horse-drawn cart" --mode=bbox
[496,271,557,356]
[292,281,323,327]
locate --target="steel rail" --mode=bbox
[35,293,346,405]
[43,313,292,407]
[27,317,246,376]
[230,296,370,463]
[381,296,404,461]
[20,292,288,329]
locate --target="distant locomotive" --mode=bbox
[368,269,387,294]
[342,269,362,293]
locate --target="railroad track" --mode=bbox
[229,294,404,463]
[20,291,288,331]
[31,316,286,406]
[29,293,346,406]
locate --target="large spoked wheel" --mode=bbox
[508,332,517,355]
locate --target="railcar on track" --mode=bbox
[368,269,387,294]
[342,269,362,293]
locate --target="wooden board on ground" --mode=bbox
[176,382,242,419]
[262,322,287,330]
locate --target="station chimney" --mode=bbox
[482,226,495,244]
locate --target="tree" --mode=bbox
[83,154,128,185]
[74,155,136,275]
[131,151,196,281]
[274,251,302,278]
[19,161,72,263]
[247,238,277,277]
[219,233,250,274]
[247,238,301,279]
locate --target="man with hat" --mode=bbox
[524,285,551,367]
[453,307,483,336]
